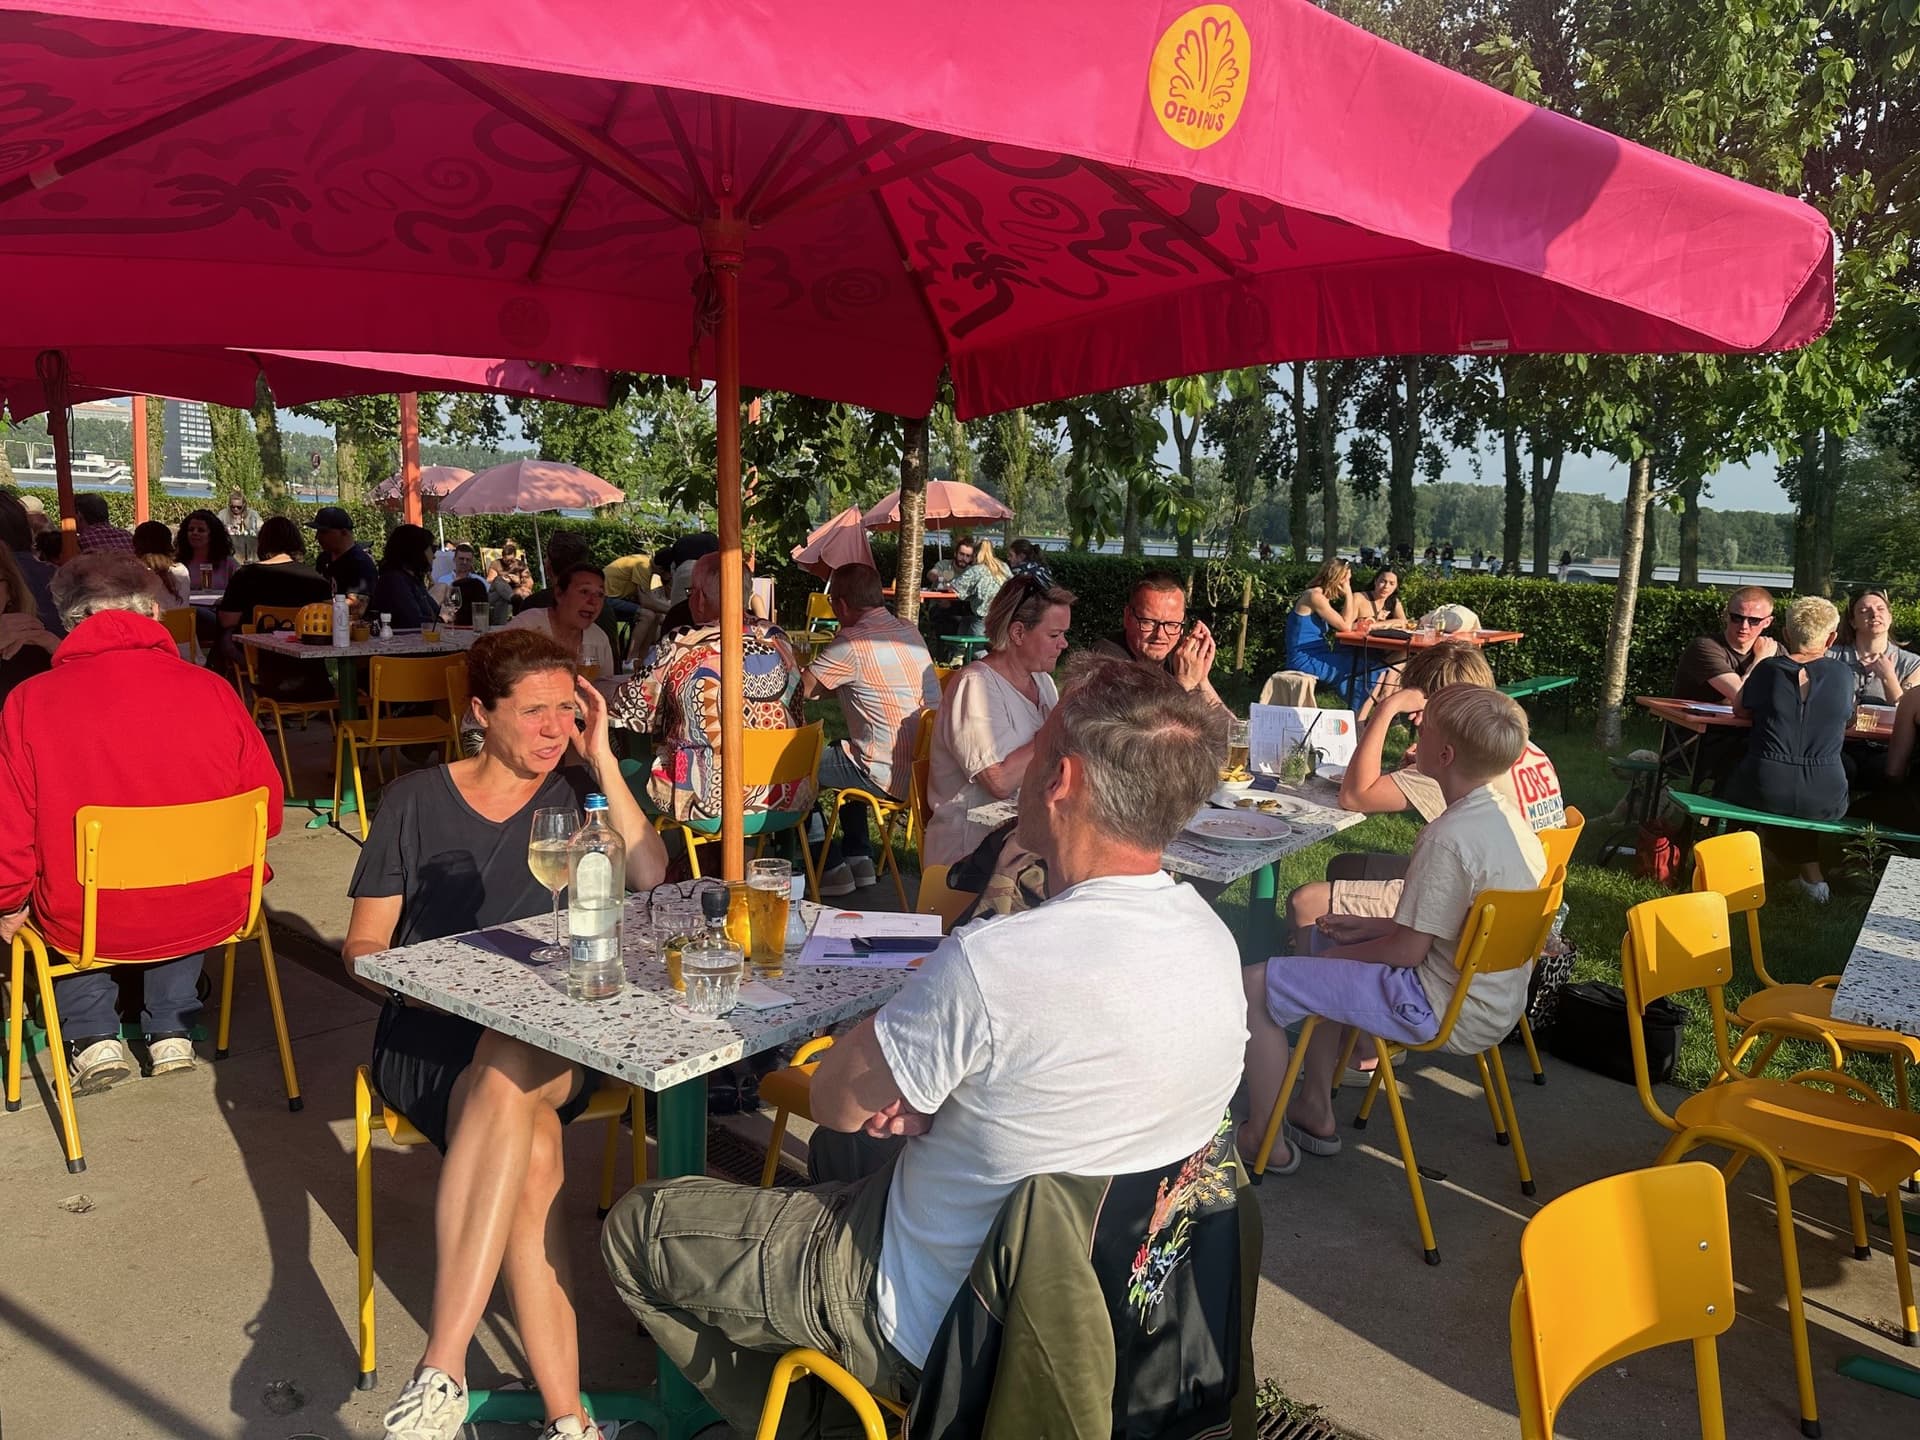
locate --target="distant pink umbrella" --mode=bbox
[862,481,1012,531]
[372,465,473,507]
[438,458,624,516]
[791,505,877,579]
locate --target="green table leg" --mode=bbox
[302,655,363,830]
[1248,861,1280,961]
[464,1073,717,1439]
[1838,1353,1920,1399]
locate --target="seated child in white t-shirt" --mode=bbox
[1238,686,1547,1172]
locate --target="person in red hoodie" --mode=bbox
[0,553,284,1090]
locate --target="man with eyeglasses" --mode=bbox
[1674,586,1778,704]
[1092,571,1225,709]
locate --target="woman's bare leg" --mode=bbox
[501,1106,586,1427]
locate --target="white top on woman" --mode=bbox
[923,662,1058,867]
[504,605,617,675]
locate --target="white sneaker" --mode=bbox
[68,1038,131,1091]
[539,1417,605,1440]
[818,863,857,897]
[846,856,878,887]
[147,1036,196,1076]
[1792,877,1831,904]
[383,1367,467,1440]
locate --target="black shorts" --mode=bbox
[371,1002,600,1153]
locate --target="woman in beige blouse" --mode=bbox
[924,573,1076,867]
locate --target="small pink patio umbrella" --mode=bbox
[862,481,1013,531]
[372,465,473,507]
[439,459,625,584]
[790,505,877,579]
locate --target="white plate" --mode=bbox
[1317,763,1347,784]
[1185,807,1292,844]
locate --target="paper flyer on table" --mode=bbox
[1248,704,1358,772]
[798,909,944,969]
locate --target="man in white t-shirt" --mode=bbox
[600,660,1245,1433]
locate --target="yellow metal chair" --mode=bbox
[804,592,839,637]
[238,624,343,798]
[655,722,826,899]
[1692,831,1920,1099]
[1510,806,1585,1087]
[159,606,200,663]
[352,1065,645,1391]
[758,862,965,1188]
[753,1347,904,1440]
[1620,889,1920,1436]
[1511,1163,1734,1439]
[333,655,464,840]
[818,708,934,910]
[1252,873,1566,1264]
[5,788,300,1173]
[903,712,937,858]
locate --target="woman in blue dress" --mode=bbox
[1283,559,1396,716]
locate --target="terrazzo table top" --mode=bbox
[966,779,1365,886]
[236,628,481,661]
[1832,857,1920,1040]
[355,885,906,1091]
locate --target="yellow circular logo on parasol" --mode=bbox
[1149,5,1251,151]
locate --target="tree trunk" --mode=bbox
[1789,429,1819,591]
[895,416,930,624]
[1121,471,1143,557]
[1500,399,1525,572]
[1812,428,1841,593]
[252,373,288,505]
[1314,369,1339,559]
[1530,443,1562,576]
[1388,355,1421,557]
[1596,454,1654,749]
[1639,489,1658,587]
[1288,363,1312,561]
[335,427,360,504]
[144,396,165,483]
[1172,408,1198,562]
[1677,476,1702,587]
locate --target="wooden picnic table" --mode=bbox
[968,778,1365,956]
[355,883,903,1438]
[1831,856,1920,1041]
[1330,627,1524,708]
[1633,695,1893,822]
[881,587,960,601]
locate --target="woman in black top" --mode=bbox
[342,629,666,1439]
[370,523,438,629]
[1724,595,1851,903]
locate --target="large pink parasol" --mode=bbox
[862,480,1013,531]
[0,0,1835,876]
[791,505,878,579]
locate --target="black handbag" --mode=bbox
[1546,981,1686,1086]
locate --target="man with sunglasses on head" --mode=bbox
[1091,571,1225,709]
[1674,586,1778,703]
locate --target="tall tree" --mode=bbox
[290,395,397,502]
[1285,363,1312,560]
[250,373,288,505]
[143,396,164,486]
[1311,362,1360,560]
[896,417,930,622]
[1197,368,1284,557]
[203,404,262,494]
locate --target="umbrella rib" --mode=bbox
[529,89,630,284]
[651,86,714,215]
[0,45,343,206]
[736,109,817,220]
[424,59,696,224]
[751,121,914,221]
[1080,160,1248,283]
[826,113,950,374]
[756,136,982,226]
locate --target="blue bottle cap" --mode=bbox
[584,793,608,811]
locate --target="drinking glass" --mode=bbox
[1224,718,1250,776]
[747,859,793,975]
[527,807,579,963]
[651,891,696,992]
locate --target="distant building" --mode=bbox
[72,399,131,424]
[162,399,213,479]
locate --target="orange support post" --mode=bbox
[131,395,150,524]
[398,393,423,527]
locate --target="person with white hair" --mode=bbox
[0,554,283,1089]
[610,550,805,824]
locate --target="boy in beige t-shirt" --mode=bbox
[1239,687,1547,1173]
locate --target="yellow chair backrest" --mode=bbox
[805,593,836,628]
[1422,873,1565,1051]
[72,788,271,970]
[446,664,471,726]
[1691,831,1765,917]
[1537,806,1585,875]
[368,654,463,710]
[1621,891,1736,1126]
[736,721,825,790]
[935,665,958,692]
[914,864,973,933]
[252,604,305,630]
[159,607,197,653]
[1510,1162,1733,1440]
[908,707,938,833]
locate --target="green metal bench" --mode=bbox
[939,634,990,663]
[1499,674,1578,730]
[1667,790,1920,846]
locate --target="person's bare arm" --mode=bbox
[810,1016,932,1137]
[343,894,403,996]
[1339,687,1424,813]
[571,677,667,891]
[1304,589,1348,631]
[1322,920,1432,969]
[976,738,1038,799]
[1708,670,1746,704]
[1889,689,1920,781]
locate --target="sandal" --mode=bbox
[1283,1120,1342,1157]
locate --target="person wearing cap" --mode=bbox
[309,505,377,599]
[19,494,48,538]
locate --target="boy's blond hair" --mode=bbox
[1421,686,1529,781]
[1399,640,1495,695]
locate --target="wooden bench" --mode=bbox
[1500,674,1578,729]
[1668,790,1920,847]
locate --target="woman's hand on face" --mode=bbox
[574,674,614,760]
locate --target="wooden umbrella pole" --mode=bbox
[398,392,424,527]
[705,212,747,882]
[131,395,150,524]
[34,350,77,560]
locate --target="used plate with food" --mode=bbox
[1185,807,1292,844]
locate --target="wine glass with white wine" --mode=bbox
[527,806,580,963]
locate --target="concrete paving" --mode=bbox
[3,744,1916,1438]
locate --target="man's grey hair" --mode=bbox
[1041,656,1219,853]
[692,550,756,605]
[52,552,164,630]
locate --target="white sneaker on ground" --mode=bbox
[1791,877,1831,904]
[68,1038,131,1091]
[383,1367,467,1440]
[818,863,857,897]
[147,1036,196,1076]
[846,856,878,887]
[538,1417,605,1440]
